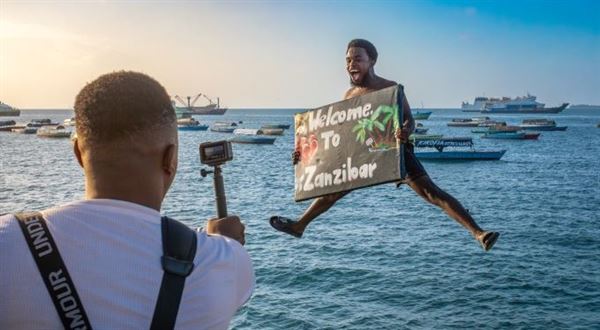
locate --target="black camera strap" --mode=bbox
[15,212,92,330]
[15,213,197,330]
[150,216,198,330]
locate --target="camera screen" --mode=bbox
[203,145,224,160]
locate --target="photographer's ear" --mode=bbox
[162,143,177,176]
[73,136,84,168]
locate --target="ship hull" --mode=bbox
[176,106,228,115]
[481,103,569,114]
[0,110,20,116]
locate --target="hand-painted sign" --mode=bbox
[294,85,406,201]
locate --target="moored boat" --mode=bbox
[261,123,291,130]
[12,123,37,134]
[447,117,489,127]
[414,137,505,161]
[213,121,238,127]
[229,129,276,144]
[519,119,567,131]
[210,126,236,133]
[29,119,59,127]
[410,134,443,141]
[413,127,428,135]
[259,127,285,136]
[523,132,541,140]
[0,120,18,131]
[482,132,526,140]
[412,111,432,120]
[63,117,76,126]
[37,125,71,138]
[177,118,209,131]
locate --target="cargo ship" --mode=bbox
[172,94,227,116]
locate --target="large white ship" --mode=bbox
[172,94,227,116]
[461,94,568,114]
[0,101,20,116]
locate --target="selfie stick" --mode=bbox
[201,165,228,218]
[212,165,228,218]
[200,140,233,219]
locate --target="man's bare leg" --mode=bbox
[407,175,499,250]
[270,191,349,237]
[290,191,349,234]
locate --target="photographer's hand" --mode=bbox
[205,215,246,246]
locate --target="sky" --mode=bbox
[0,0,598,109]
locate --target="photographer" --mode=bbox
[0,71,254,329]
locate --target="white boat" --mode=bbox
[177,118,209,131]
[462,94,568,114]
[37,125,71,138]
[63,117,76,126]
[519,119,567,131]
[12,124,37,134]
[28,119,59,127]
[229,129,276,144]
[259,126,285,135]
[0,101,21,116]
[447,117,490,127]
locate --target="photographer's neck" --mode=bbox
[83,156,169,212]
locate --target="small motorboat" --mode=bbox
[447,117,490,127]
[261,123,291,130]
[412,111,432,120]
[28,119,59,127]
[410,134,443,141]
[63,117,76,126]
[213,121,238,127]
[37,125,71,138]
[482,132,527,140]
[0,120,22,132]
[12,125,37,134]
[414,137,505,161]
[259,127,285,135]
[177,118,208,131]
[519,119,567,131]
[229,129,276,144]
[211,125,236,133]
[523,132,541,140]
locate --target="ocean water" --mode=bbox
[1,108,599,329]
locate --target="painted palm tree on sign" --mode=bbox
[352,104,399,150]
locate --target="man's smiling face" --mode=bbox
[346,47,374,86]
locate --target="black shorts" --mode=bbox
[397,143,427,185]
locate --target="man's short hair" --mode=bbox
[347,39,378,62]
[74,71,175,144]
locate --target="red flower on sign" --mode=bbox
[295,134,319,166]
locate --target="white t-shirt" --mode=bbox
[0,199,254,330]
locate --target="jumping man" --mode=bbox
[270,39,499,251]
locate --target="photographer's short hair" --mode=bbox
[74,71,175,145]
[347,39,378,63]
